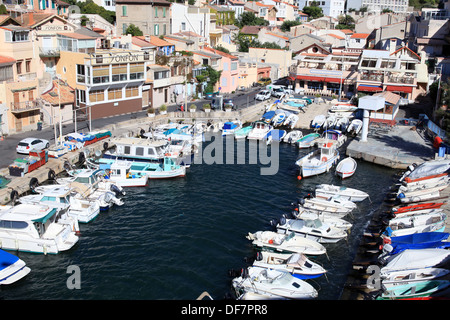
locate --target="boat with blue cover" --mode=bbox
[382,232,450,254]
[221,121,242,136]
[0,249,30,285]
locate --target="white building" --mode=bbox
[171,3,211,38]
[348,0,409,13]
[295,0,344,18]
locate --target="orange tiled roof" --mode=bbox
[0,55,16,65]
[41,80,75,105]
[350,33,369,39]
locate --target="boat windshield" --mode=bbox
[305,219,323,228]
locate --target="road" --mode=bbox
[0,87,264,169]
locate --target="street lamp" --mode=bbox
[434,66,442,122]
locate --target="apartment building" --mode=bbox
[203,46,239,93]
[350,0,409,14]
[0,18,40,134]
[288,44,360,98]
[356,47,428,102]
[294,0,344,18]
[116,0,171,36]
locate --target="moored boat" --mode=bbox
[336,157,357,179]
[375,280,450,300]
[315,184,369,202]
[297,133,320,149]
[295,140,340,178]
[0,249,31,285]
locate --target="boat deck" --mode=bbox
[346,125,434,169]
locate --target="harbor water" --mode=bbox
[1,132,398,300]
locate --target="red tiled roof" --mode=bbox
[350,33,370,39]
[41,80,75,105]
[0,55,16,65]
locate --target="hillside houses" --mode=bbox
[0,0,447,136]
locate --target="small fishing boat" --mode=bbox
[311,115,326,129]
[221,121,242,136]
[347,119,363,135]
[397,176,450,194]
[386,211,447,237]
[0,203,79,254]
[296,197,353,217]
[271,111,287,127]
[261,111,276,123]
[247,121,272,141]
[336,157,357,179]
[234,126,253,140]
[101,161,149,187]
[320,129,347,148]
[381,268,450,286]
[276,217,348,243]
[295,140,340,177]
[252,251,326,280]
[297,133,320,149]
[19,184,100,224]
[283,130,303,144]
[397,188,443,204]
[315,184,369,202]
[246,231,326,256]
[0,249,31,285]
[232,266,318,300]
[375,280,450,300]
[399,160,450,183]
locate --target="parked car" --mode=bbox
[224,99,235,110]
[16,138,49,154]
[271,86,286,98]
[257,78,272,86]
[255,90,271,101]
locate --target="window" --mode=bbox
[111,63,128,82]
[223,62,228,71]
[222,77,227,87]
[129,63,144,80]
[77,64,86,83]
[163,24,166,35]
[92,65,110,84]
[154,24,159,36]
[154,70,169,79]
[155,7,158,17]
[136,147,144,156]
[125,86,139,98]
[108,88,122,100]
[0,220,28,229]
[163,7,166,17]
[76,89,86,105]
[181,22,186,31]
[5,31,29,42]
[231,62,237,71]
[89,90,104,102]
[25,60,31,73]
[0,65,13,81]
[122,5,127,16]
[16,60,22,74]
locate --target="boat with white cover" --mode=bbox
[0,249,30,285]
[311,115,326,129]
[19,184,100,223]
[246,231,326,255]
[379,249,450,274]
[0,203,79,254]
[252,251,326,279]
[283,130,303,144]
[276,217,348,243]
[399,160,450,183]
[232,266,318,300]
[315,184,369,202]
[347,119,363,135]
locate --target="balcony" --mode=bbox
[39,47,60,58]
[386,75,415,85]
[10,100,40,114]
[360,73,383,82]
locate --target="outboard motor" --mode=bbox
[110,184,125,196]
[255,251,263,261]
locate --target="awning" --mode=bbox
[324,77,344,84]
[296,75,325,82]
[386,85,413,94]
[357,85,383,92]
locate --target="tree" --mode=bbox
[0,4,7,14]
[125,24,143,36]
[280,20,301,32]
[213,45,230,54]
[336,14,355,30]
[302,6,323,19]
[235,12,268,28]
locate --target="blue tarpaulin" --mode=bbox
[0,249,19,271]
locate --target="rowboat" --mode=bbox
[391,202,445,214]
[336,157,357,179]
[375,280,450,300]
[315,184,369,202]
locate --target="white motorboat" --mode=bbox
[0,249,30,285]
[380,249,450,274]
[386,218,446,237]
[329,103,357,113]
[56,169,125,210]
[247,121,272,140]
[19,184,100,224]
[292,208,352,230]
[252,251,326,280]
[232,266,318,300]
[0,203,79,254]
[397,187,443,204]
[388,211,447,231]
[104,137,169,163]
[246,231,326,256]
[101,161,149,187]
[320,129,347,148]
[336,157,357,179]
[315,184,369,202]
[397,177,450,195]
[347,119,363,135]
[276,217,348,243]
[311,115,326,129]
[271,111,286,127]
[298,196,354,216]
[324,115,337,129]
[234,126,253,140]
[283,130,303,144]
[381,267,450,286]
[295,140,340,178]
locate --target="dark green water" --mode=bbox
[0,133,397,300]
